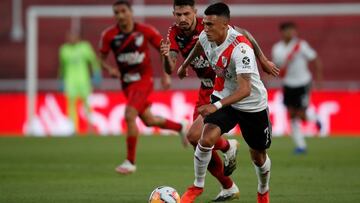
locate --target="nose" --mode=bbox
[179,15,186,22]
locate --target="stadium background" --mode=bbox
[1,1,360,203]
[0,0,359,136]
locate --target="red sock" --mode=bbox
[214,137,230,153]
[126,136,138,164]
[162,119,182,132]
[208,150,233,189]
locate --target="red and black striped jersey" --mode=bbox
[100,22,162,87]
[168,18,215,89]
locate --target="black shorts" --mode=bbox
[283,83,311,109]
[204,95,272,150]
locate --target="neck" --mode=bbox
[119,21,134,33]
[215,26,229,46]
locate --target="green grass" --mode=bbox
[0,136,360,203]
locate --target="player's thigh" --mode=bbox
[200,123,222,147]
[237,108,272,150]
[124,105,139,122]
[187,115,204,145]
[124,83,153,115]
[204,106,238,135]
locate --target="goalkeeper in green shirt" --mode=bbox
[59,32,101,134]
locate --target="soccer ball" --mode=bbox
[148,186,181,203]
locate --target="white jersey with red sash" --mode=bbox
[199,26,267,112]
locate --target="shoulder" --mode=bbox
[136,22,160,34]
[101,24,118,39]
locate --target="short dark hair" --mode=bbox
[279,21,296,31]
[113,0,132,9]
[204,2,230,19]
[173,0,195,7]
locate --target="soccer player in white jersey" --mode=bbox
[272,22,322,154]
[180,3,272,203]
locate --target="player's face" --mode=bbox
[173,5,197,31]
[203,15,228,43]
[113,4,133,27]
[282,27,297,41]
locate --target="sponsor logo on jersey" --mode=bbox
[191,55,210,69]
[117,51,145,65]
[213,65,232,79]
[135,34,144,47]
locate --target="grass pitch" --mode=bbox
[0,136,359,203]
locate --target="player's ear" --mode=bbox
[172,11,176,17]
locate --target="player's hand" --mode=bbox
[260,59,280,77]
[198,104,217,117]
[177,65,188,79]
[108,68,121,78]
[160,38,171,57]
[161,74,171,90]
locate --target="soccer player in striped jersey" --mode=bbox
[178,3,274,203]
[160,0,278,202]
[99,0,187,175]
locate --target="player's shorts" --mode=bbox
[65,81,91,99]
[204,95,272,150]
[193,88,213,121]
[123,81,153,114]
[283,83,311,109]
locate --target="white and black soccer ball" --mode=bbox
[148,186,180,203]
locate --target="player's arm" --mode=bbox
[99,52,121,78]
[177,41,203,79]
[198,73,251,117]
[312,56,323,87]
[160,38,178,74]
[234,26,279,77]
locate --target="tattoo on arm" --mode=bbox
[169,51,178,63]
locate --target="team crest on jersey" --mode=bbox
[221,56,228,67]
[135,34,144,47]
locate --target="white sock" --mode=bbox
[306,108,318,123]
[253,154,271,194]
[193,143,213,188]
[291,119,306,149]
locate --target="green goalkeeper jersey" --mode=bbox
[59,41,99,97]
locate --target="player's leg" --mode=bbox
[181,102,238,202]
[139,107,186,146]
[66,95,78,134]
[79,84,93,133]
[237,109,271,203]
[187,113,238,200]
[115,105,139,174]
[284,85,307,153]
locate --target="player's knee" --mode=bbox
[250,149,267,166]
[199,136,215,148]
[124,110,137,123]
[142,117,155,127]
[186,129,200,147]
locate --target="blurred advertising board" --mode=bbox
[0,90,359,136]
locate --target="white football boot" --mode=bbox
[223,139,239,176]
[115,160,136,175]
[212,183,240,202]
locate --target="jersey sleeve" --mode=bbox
[99,30,111,54]
[198,30,207,49]
[233,43,258,75]
[301,40,317,61]
[145,25,163,50]
[83,42,100,71]
[168,26,180,52]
